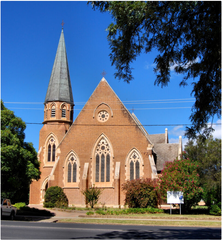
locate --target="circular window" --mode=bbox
[97,110,109,122]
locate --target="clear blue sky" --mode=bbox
[1,1,221,151]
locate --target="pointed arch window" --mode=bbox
[95,138,111,183]
[51,105,56,118]
[47,138,56,162]
[67,156,77,183]
[127,151,142,180]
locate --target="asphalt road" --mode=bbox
[1,220,221,239]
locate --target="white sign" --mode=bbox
[167,191,184,204]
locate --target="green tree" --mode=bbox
[82,186,102,208]
[155,157,203,211]
[184,136,221,206]
[1,100,40,203]
[122,178,158,208]
[89,1,221,138]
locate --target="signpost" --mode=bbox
[167,191,184,214]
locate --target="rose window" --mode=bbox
[97,110,109,122]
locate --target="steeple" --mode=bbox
[45,29,74,105]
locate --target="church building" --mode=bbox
[29,29,182,207]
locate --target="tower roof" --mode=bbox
[44,29,74,104]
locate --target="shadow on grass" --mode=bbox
[1,206,55,221]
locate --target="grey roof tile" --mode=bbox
[149,134,165,144]
[154,143,179,171]
[45,29,74,104]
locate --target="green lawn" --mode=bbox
[58,218,221,227]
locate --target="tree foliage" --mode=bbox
[184,136,221,206]
[122,178,158,208]
[82,186,102,208]
[1,100,40,203]
[44,186,68,208]
[89,1,221,138]
[155,157,203,211]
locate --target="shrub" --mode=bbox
[13,202,26,209]
[122,178,158,208]
[95,209,106,215]
[82,186,102,208]
[44,186,68,208]
[209,205,221,216]
[86,211,94,215]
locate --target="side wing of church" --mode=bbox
[29,29,182,207]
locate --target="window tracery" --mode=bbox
[95,138,111,183]
[67,155,78,183]
[126,150,143,180]
[47,138,56,162]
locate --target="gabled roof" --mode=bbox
[148,134,165,144]
[154,143,180,171]
[44,29,74,104]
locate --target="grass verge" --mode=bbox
[58,218,221,227]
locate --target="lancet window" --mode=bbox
[95,138,111,183]
[67,155,78,183]
[47,138,56,162]
[128,151,142,180]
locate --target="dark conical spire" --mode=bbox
[44,29,74,104]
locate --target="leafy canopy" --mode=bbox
[89,1,221,138]
[155,157,203,211]
[184,136,221,206]
[1,100,41,203]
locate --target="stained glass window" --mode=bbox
[106,154,110,182]
[67,154,78,183]
[130,160,134,181]
[136,160,140,179]
[47,138,56,163]
[68,163,71,182]
[101,154,105,182]
[96,154,100,182]
[95,138,111,183]
[52,144,56,162]
[48,144,51,162]
[128,151,141,180]
[73,162,77,182]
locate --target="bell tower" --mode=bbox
[43,28,74,128]
[29,27,74,204]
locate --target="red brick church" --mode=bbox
[29,29,182,207]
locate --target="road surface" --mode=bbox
[1,220,221,239]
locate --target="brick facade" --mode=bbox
[29,30,181,207]
[29,79,158,207]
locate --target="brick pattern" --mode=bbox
[30,79,153,207]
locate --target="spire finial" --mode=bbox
[101,70,107,78]
[61,20,65,29]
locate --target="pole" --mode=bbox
[180,204,181,215]
[170,204,172,214]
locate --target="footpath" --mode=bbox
[14,204,221,224]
